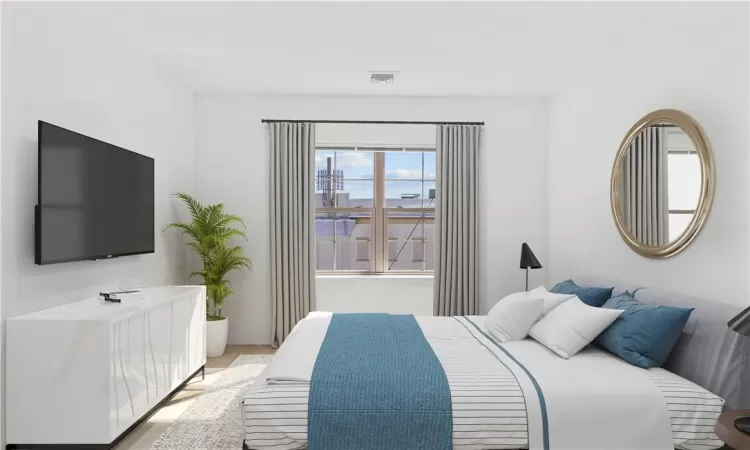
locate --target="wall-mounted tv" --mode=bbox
[36,121,155,265]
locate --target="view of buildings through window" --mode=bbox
[315,148,436,272]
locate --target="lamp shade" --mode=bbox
[727,306,750,337]
[519,243,542,269]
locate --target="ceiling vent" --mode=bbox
[370,72,396,84]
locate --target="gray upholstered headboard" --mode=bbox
[574,276,749,410]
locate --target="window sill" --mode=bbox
[316,273,434,280]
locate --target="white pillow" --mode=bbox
[485,292,545,342]
[528,285,575,315]
[529,297,623,358]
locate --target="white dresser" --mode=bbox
[6,286,206,448]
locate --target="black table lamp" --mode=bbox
[519,243,542,291]
[727,306,750,434]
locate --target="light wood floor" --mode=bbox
[113,345,275,450]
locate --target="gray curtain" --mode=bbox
[269,122,316,347]
[434,125,481,316]
[622,127,669,246]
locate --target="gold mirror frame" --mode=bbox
[610,109,715,258]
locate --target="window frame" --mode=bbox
[315,146,435,275]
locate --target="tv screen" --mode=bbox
[36,121,155,265]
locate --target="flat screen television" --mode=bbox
[36,121,155,265]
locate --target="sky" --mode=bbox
[315,150,436,206]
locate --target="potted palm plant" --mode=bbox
[165,193,251,357]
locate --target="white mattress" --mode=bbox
[242,315,724,450]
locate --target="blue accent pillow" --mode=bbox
[595,292,694,369]
[549,280,614,307]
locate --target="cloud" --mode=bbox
[386,169,435,180]
[386,169,421,179]
[316,151,372,169]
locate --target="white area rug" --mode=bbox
[149,354,272,450]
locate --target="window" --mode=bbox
[315,147,435,273]
[355,237,370,262]
[412,238,425,263]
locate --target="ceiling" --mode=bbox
[51,1,687,96]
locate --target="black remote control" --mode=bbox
[99,292,121,303]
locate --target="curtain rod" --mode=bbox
[261,119,484,126]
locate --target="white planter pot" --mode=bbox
[206,317,229,358]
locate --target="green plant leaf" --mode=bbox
[164,192,252,319]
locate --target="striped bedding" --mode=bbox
[242,315,724,450]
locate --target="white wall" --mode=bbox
[316,123,436,148]
[195,94,548,344]
[317,276,434,315]
[1,4,195,443]
[2,2,196,319]
[0,4,4,446]
[547,2,749,306]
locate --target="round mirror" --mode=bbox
[610,109,715,258]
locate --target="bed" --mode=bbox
[242,280,748,450]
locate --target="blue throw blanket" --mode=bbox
[308,313,452,450]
